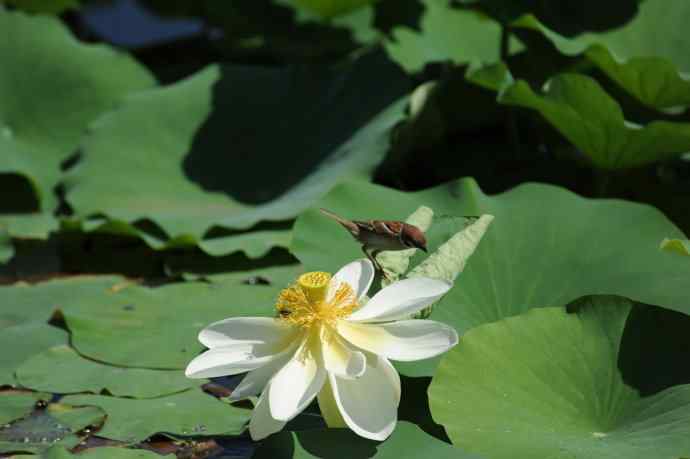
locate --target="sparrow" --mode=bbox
[319,208,427,275]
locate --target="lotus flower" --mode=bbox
[185,259,457,441]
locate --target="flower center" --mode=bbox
[276,271,358,328]
[298,271,331,304]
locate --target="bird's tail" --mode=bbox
[319,208,357,232]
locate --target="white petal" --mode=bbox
[249,384,287,441]
[198,317,297,349]
[268,336,326,421]
[347,277,451,323]
[230,340,300,401]
[337,320,458,362]
[317,377,347,428]
[329,354,400,441]
[328,259,374,302]
[185,343,278,379]
[321,327,366,379]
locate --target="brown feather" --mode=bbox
[320,208,360,235]
[401,224,427,251]
[382,221,404,235]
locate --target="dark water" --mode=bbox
[80,0,203,48]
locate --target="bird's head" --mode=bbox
[401,224,427,252]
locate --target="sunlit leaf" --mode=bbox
[39,446,174,458]
[0,214,59,244]
[0,9,154,225]
[62,391,250,442]
[514,0,690,111]
[469,65,690,168]
[429,297,690,459]
[408,214,493,283]
[71,218,293,260]
[16,345,202,398]
[288,0,377,18]
[66,50,410,256]
[60,279,285,368]
[0,276,123,330]
[385,0,522,73]
[253,421,480,458]
[197,229,292,258]
[660,238,690,256]
[0,213,58,273]
[292,179,690,375]
[0,324,67,386]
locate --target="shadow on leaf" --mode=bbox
[182,49,410,204]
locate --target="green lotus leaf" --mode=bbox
[401,215,482,280]
[0,213,60,267]
[0,228,11,263]
[70,217,292,260]
[253,421,480,458]
[385,0,522,73]
[660,238,690,256]
[0,276,124,330]
[59,278,286,368]
[429,297,690,459]
[62,390,250,443]
[0,9,155,230]
[395,214,485,373]
[0,324,67,386]
[16,345,202,398]
[65,50,409,256]
[0,214,60,244]
[292,179,690,375]
[1,0,79,14]
[288,0,377,18]
[0,392,49,426]
[465,0,641,35]
[197,229,292,258]
[408,214,493,283]
[403,214,493,321]
[39,446,174,458]
[469,65,690,169]
[513,0,690,111]
[0,403,105,454]
[164,249,302,284]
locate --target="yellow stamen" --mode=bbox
[298,271,331,304]
[276,271,358,329]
